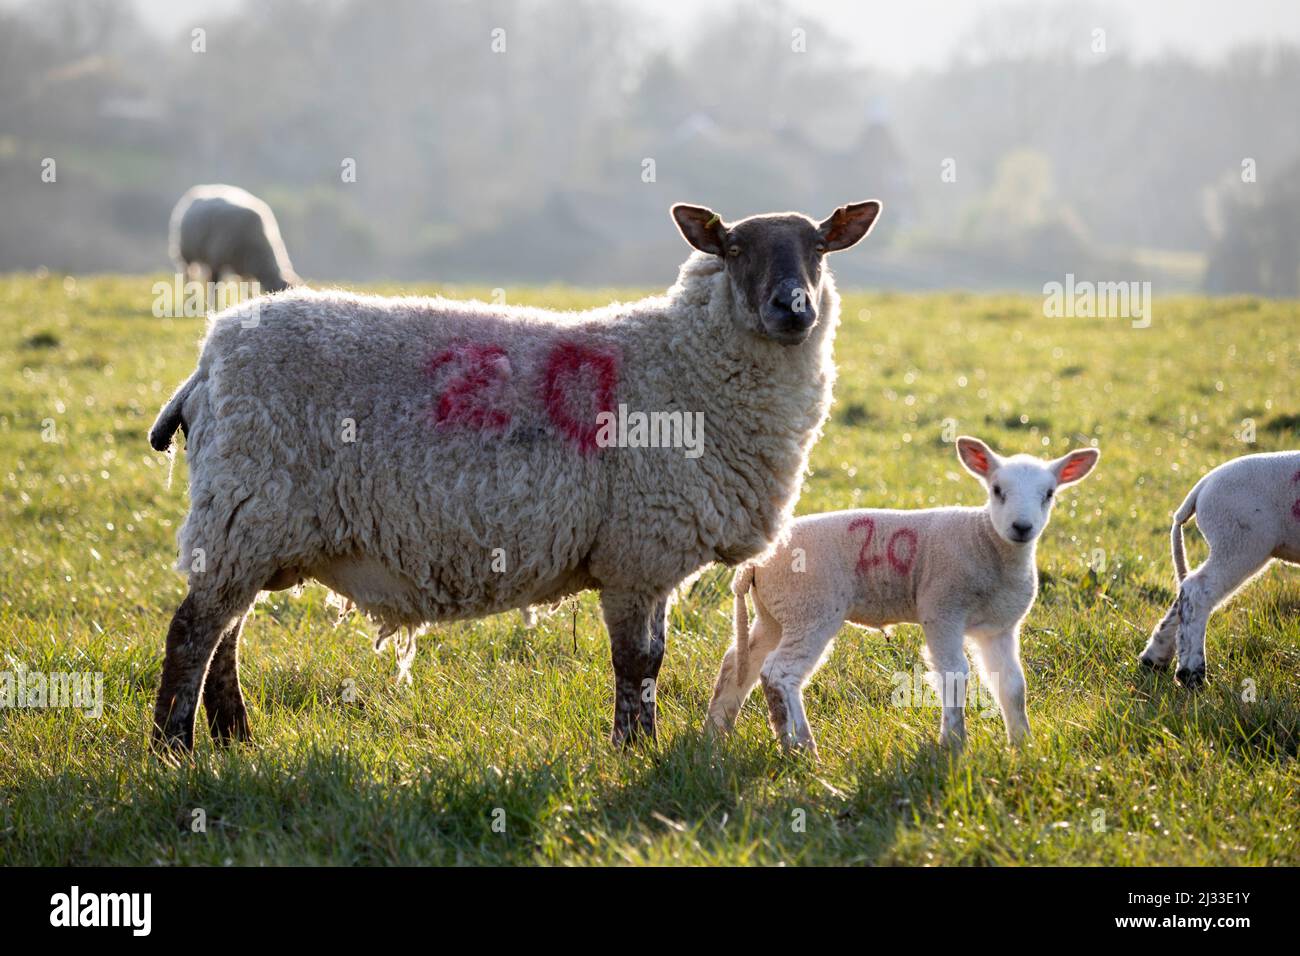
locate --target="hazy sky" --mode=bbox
[645,0,1300,70]
[103,0,1300,72]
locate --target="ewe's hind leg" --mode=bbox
[758,618,842,758]
[202,613,251,744]
[705,612,782,735]
[972,629,1029,745]
[1174,546,1272,688]
[602,591,668,747]
[152,582,259,753]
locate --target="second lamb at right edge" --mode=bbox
[706,436,1100,757]
[1141,451,1300,688]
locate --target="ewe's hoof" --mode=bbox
[1138,654,1169,672]
[1175,666,1206,689]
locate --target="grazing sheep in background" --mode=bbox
[1141,450,1300,687]
[706,437,1100,756]
[147,198,883,752]
[169,184,301,295]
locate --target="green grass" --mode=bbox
[1,273,1298,865]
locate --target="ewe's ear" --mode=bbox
[1051,447,1100,486]
[671,204,727,256]
[956,436,999,480]
[818,200,882,252]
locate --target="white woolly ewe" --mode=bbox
[706,436,1100,756]
[147,200,882,752]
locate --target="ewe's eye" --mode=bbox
[727,244,741,257]
[814,242,827,255]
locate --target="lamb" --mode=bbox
[1140,451,1300,687]
[706,436,1101,756]
[169,184,301,295]
[147,198,883,753]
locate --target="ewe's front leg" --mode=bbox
[601,591,668,747]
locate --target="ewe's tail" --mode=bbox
[1171,478,1204,582]
[149,370,201,452]
[732,565,756,686]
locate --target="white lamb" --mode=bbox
[706,437,1101,756]
[1140,450,1300,687]
[147,199,883,753]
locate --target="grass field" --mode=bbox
[1,273,1297,865]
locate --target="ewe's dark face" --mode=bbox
[672,201,881,345]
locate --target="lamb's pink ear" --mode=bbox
[1051,448,1100,486]
[818,200,882,252]
[671,204,727,256]
[956,436,998,479]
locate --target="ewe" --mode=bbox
[148,199,882,752]
[706,437,1100,756]
[1141,451,1300,687]
[169,184,301,294]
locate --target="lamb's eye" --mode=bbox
[728,244,741,257]
[1044,488,1054,502]
[992,484,1003,500]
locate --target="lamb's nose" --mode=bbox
[1012,521,1033,537]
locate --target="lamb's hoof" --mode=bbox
[1138,654,1169,672]
[1175,666,1206,689]
[938,732,967,754]
[702,716,731,740]
[777,736,819,761]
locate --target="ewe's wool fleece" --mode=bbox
[160,251,840,633]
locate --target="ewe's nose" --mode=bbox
[768,284,806,316]
[1011,521,1033,538]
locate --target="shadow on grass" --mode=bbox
[1116,664,1299,763]
[0,742,581,865]
[579,726,957,864]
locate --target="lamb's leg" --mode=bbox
[921,614,969,748]
[972,628,1029,745]
[202,613,252,744]
[602,590,668,747]
[757,617,841,758]
[706,613,782,735]
[152,583,258,753]
[1173,546,1271,688]
[1140,597,1180,670]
